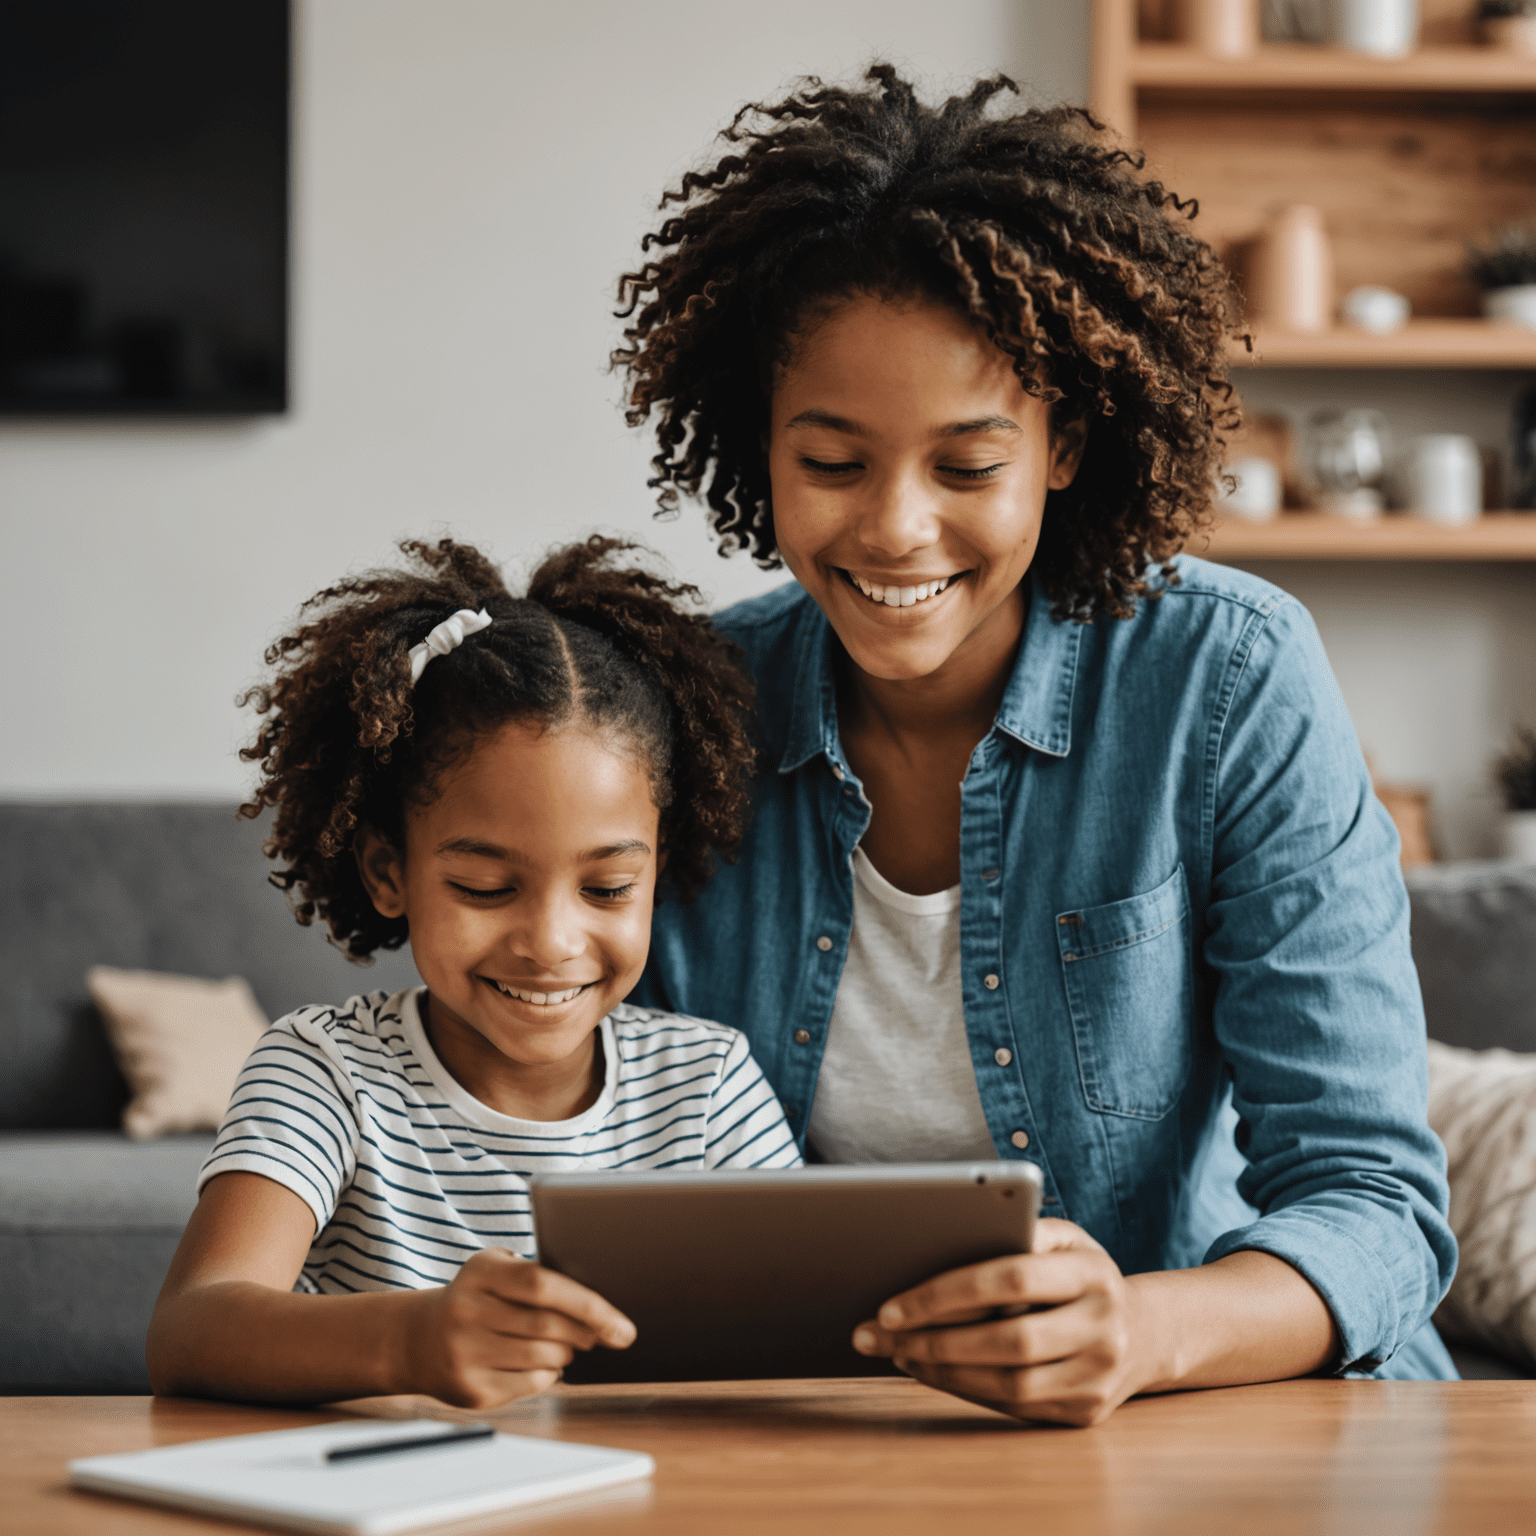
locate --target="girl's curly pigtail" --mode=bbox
[526,536,756,901]
[238,539,517,958]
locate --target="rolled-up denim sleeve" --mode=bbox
[1199,597,1455,1374]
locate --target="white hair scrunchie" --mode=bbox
[407,607,493,685]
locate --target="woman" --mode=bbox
[619,67,1455,1423]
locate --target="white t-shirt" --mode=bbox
[200,988,800,1293]
[807,848,998,1164]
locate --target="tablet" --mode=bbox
[529,1161,1042,1383]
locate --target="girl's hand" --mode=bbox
[850,1218,1142,1426]
[402,1249,636,1410]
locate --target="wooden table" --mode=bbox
[7,1380,1536,1535]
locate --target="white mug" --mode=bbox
[1330,0,1418,57]
[1218,456,1282,521]
[1403,435,1481,526]
[1342,285,1409,335]
[1484,285,1536,331]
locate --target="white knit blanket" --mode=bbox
[1428,1039,1536,1370]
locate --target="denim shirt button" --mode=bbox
[794,1028,811,1044]
[831,763,845,781]
[994,1047,1012,1066]
[816,935,834,952]
[1010,1130,1030,1150]
[983,973,1000,990]
[982,867,1000,881]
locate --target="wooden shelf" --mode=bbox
[1133,43,1536,95]
[1199,511,1536,560]
[1229,320,1536,369]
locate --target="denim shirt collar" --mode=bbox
[777,571,1083,774]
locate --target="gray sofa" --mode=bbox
[2,803,1533,1391]
[1,803,419,1393]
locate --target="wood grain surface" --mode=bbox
[1199,511,1536,560]
[1139,98,1536,319]
[1133,45,1536,94]
[7,1381,1536,1536]
[1228,321,1536,368]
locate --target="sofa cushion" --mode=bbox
[0,802,420,1129]
[0,1132,213,1392]
[1407,861,1536,1054]
[88,967,268,1139]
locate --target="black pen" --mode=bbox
[325,1423,496,1463]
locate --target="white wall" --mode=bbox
[2,0,1530,859]
[0,0,1084,798]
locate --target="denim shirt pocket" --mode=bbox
[1057,864,1193,1121]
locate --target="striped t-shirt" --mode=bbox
[199,988,800,1294]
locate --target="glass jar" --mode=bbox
[1303,408,1390,518]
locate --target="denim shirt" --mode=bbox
[635,556,1455,1376]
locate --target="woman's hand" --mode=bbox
[401,1250,636,1410]
[851,1218,1142,1426]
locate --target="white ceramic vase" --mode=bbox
[1251,204,1334,334]
[1178,0,1259,56]
[1484,285,1536,331]
[1501,809,1536,863]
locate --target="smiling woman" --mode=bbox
[615,64,1236,625]
[767,294,1086,896]
[770,297,1084,690]
[618,65,1459,1424]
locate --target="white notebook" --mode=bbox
[69,1418,655,1536]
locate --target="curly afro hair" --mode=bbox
[238,537,756,959]
[614,65,1242,621]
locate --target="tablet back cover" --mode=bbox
[534,1166,1038,1383]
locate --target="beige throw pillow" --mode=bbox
[1427,1038,1536,1370]
[87,965,268,1140]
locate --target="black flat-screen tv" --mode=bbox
[0,0,289,415]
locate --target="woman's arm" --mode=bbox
[851,1218,1337,1426]
[147,1171,634,1407]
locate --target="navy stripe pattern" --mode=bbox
[199,988,800,1294]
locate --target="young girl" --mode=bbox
[148,536,799,1409]
[616,66,1457,1422]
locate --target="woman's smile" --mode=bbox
[841,568,965,609]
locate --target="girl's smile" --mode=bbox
[357,720,661,1121]
[483,978,596,1007]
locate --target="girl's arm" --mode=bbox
[147,1171,634,1407]
[851,1218,1336,1426]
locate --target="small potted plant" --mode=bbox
[1496,728,1536,862]
[1477,1,1536,57]
[1467,223,1536,331]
